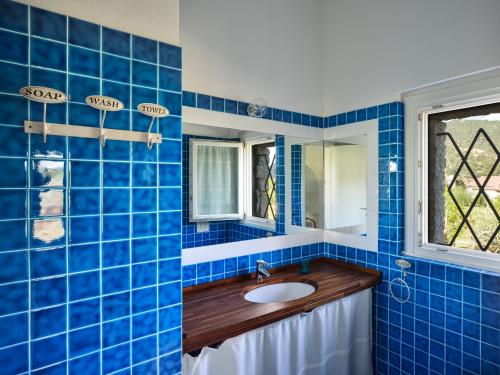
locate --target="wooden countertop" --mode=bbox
[183,258,381,353]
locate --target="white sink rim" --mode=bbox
[244,281,316,303]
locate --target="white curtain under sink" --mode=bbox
[183,288,373,375]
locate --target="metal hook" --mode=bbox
[99,110,107,147]
[147,117,155,150]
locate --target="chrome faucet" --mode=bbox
[256,260,271,282]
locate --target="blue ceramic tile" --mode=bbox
[133,60,157,88]
[133,162,157,186]
[31,247,66,278]
[31,305,66,339]
[197,94,210,109]
[70,215,99,244]
[0,219,27,251]
[0,190,26,219]
[69,271,99,301]
[132,335,157,364]
[132,286,157,313]
[68,74,99,104]
[71,161,100,187]
[159,116,182,139]
[106,109,131,131]
[159,91,182,116]
[482,273,500,294]
[160,139,181,162]
[0,282,28,315]
[102,80,130,108]
[103,188,130,213]
[103,214,130,241]
[102,291,130,321]
[70,352,100,375]
[159,43,181,68]
[103,317,129,348]
[379,103,390,117]
[211,96,224,112]
[159,281,181,307]
[31,7,66,41]
[132,213,157,237]
[103,53,130,83]
[159,187,181,211]
[31,37,66,71]
[0,30,27,64]
[32,276,66,308]
[133,35,157,63]
[132,188,157,212]
[158,234,181,259]
[159,350,181,374]
[102,240,130,268]
[346,111,356,123]
[69,45,100,76]
[132,311,157,339]
[68,102,98,127]
[69,325,100,358]
[159,258,181,283]
[69,243,99,273]
[103,140,131,161]
[70,188,99,215]
[159,211,181,235]
[159,304,181,331]
[132,85,156,108]
[0,0,27,32]
[103,27,130,57]
[182,91,196,107]
[31,333,66,370]
[0,61,28,94]
[102,266,130,294]
[225,99,237,114]
[132,262,157,288]
[159,328,181,355]
[69,17,99,50]
[0,313,27,347]
[103,162,130,187]
[102,342,130,374]
[0,94,28,125]
[159,66,181,92]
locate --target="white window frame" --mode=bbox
[242,136,277,231]
[404,67,500,272]
[189,139,244,221]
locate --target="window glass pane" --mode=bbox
[196,145,239,215]
[427,102,500,253]
[252,142,276,220]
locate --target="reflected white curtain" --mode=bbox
[183,289,372,375]
[196,145,239,215]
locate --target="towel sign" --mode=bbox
[19,86,67,104]
[86,95,124,111]
[137,103,169,118]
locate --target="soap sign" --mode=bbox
[86,95,124,111]
[137,103,169,118]
[19,86,67,104]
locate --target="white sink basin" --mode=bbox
[244,282,316,303]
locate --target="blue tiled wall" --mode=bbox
[275,135,286,234]
[291,144,303,226]
[0,1,183,374]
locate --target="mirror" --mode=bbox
[285,136,324,233]
[322,121,379,246]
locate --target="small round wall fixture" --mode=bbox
[137,103,169,149]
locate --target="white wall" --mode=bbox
[320,0,500,114]
[16,0,179,45]
[180,0,323,115]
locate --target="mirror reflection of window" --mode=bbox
[252,142,277,220]
[325,136,368,236]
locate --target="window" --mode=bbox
[189,139,243,220]
[404,68,500,271]
[426,103,499,253]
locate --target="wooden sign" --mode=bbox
[19,86,67,103]
[137,103,169,118]
[86,95,124,111]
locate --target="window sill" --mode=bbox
[404,246,500,273]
